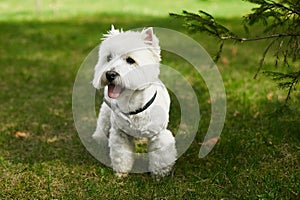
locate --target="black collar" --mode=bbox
[127,91,157,115]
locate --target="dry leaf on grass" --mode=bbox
[233,110,240,117]
[221,56,229,65]
[267,92,274,101]
[253,112,260,118]
[200,137,221,146]
[14,131,29,138]
[47,136,58,143]
[231,47,238,56]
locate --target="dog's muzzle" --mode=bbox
[104,70,124,99]
[105,70,119,83]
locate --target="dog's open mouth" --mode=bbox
[108,84,124,99]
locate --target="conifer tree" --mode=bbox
[171,0,300,106]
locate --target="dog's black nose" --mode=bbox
[105,71,119,82]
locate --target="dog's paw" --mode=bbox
[151,165,174,181]
[115,172,129,178]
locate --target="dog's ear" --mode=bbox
[143,27,154,41]
[142,27,159,46]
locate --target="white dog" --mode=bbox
[92,26,177,177]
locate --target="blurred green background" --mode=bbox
[0,0,253,21]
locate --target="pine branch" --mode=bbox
[264,70,300,104]
[220,33,300,42]
[285,71,300,103]
[270,0,300,16]
[170,11,237,39]
[254,37,279,79]
[170,0,300,106]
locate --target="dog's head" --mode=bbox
[92,26,161,99]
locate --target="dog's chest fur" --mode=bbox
[109,86,163,138]
[112,109,153,138]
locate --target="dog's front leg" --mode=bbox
[92,103,111,164]
[92,103,111,143]
[148,129,177,178]
[109,128,134,177]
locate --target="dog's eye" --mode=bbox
[126,57,136,64]
[107,54,112,62]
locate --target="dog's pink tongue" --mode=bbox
[108,84,122,99]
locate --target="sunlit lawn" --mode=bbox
[0,0,299,199]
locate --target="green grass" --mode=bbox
[1,0,299,199]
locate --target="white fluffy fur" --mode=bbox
[92,26,177,177]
